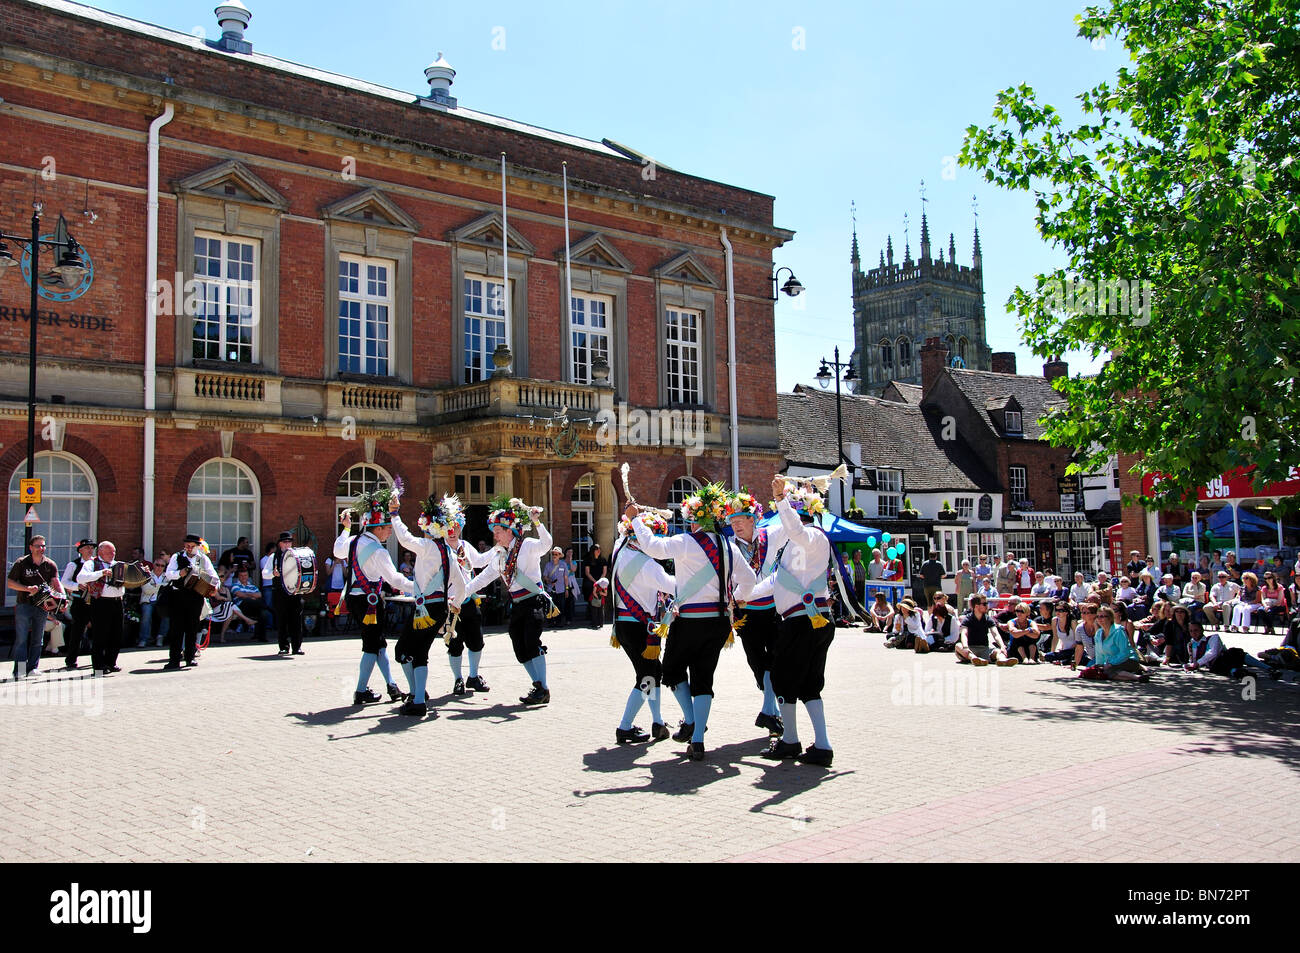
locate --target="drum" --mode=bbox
[183,574,218,598]
[280,547,317,596]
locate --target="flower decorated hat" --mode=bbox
[488,494,538,537]
[619,511,669,537]
[680,482,733,532]
[727,490,764,522]
[418,494,465,539]
[343,477,403,530]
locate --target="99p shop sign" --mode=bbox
[1142,466,1300,502]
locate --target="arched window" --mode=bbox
[958,337,968,363]
[667,476,701,536]
[188,459,258,563]
[944,334,956,355]
[571,472,595,563]
[334,463,397,558]
[898,337,913,370]
[7,452,97,606]
[879,340,893,377]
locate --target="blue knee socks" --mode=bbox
[449,653,464,681]
[780,701,799,745]
[401,660,415,693]
[805,698,830,750]
[761,671,779,716]
[691,694,712,743]
[413,665,429,705]
[522,657,538,682]
[670,681,693,721]
[356,652,377,693]
[619,688,644,731]
[534,653,547,688]
[467,649,481,678]
[646,682,663,725]
[375,648,395,686]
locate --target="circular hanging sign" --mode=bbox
[19,234,95,302]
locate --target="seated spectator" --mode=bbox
[1005,601,1041,663]
[1041,601,1078,664]
[1030,572,1051,598]
[916,603,958,653]
[1156,574,1181,605]
[1181,571,1209,624]
[1228,572,1264,632]
[1094,584,1114,606]
[1115,576,1139,606]
[229,564,267,641]
[1259,572,1289,635]
[953,595,1017,666]
[1061,601,1102,668]
[1032,598,1056,653]
[1068,571,1091,606]
[1224,551,1243,582]
[1185,621,1270,678]
[1204,571,1238,629]
[884,598,924,649]
[1131,570,1156,620]
[1159,604,1193,665]
[866,592,893,633]
[1133,598,1169,658]
[1083,606,1148,682]
[976,576,999,601]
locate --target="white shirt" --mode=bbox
[1182,581,1207,601]
[164,549,219,589]
[462,521,553,602]
[77,557,126,598]
[892,611,925,639]
[61,559,86,595]
[259,554,274,587]
[611,537,675,617]
[140,570,163,603]
[1209,582,1239,603]
[733,522,787,608]
[391,515,468,606]
[1069,583,1091,603]
[632,516,757,609]
[743,500,830,616]
[332,531,414,596]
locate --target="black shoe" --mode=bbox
[465,675,490,693]
[398,700,427,717]
[519,681,550,705]
[109,666,121,673]
[686,742,705,761]
[762,738,802,760]
[64,661,79,671]
[184,658,197,667]
[755,712,784,736]
[278,648,290,656]
[651,722,670,741]
[616,726,651,744]
[386,682,403,702]
[293,649,305,656]
[672,721,695,743]
[163,661,181,671]
[796,745,834,767]
[453,678,467,696]
[354,689,383,705]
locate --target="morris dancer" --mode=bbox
[265,531,305,656]
[625,483,757,761]
[608,511,675,744]
[77,540,128,675]
[445,508,492,695]
[462,496,556,705]
[727,491,784,737]
[389,494,468,717]
[162,535,219,670]
[753,477,846,767]
[334,488,414,706]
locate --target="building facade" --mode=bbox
[849,213,993,395]
[0,0,790,587]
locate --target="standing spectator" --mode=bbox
[1224,551,1243,583]
[851,551,867,607]
[137,556,168,647]
[919,550,946,607]
[1016,558,1033,596]
[7,535,65,679]
[1125,550,1146,580]
[996,552,1017,595]
[1197,554,1213,579]
[973,553,993,586]
[259,542,277,630]
[1166,552,1188,585]
[867,548,886,580]
[1208,550,1226,574]
[543,547,575,627]
[955,559,974,614]
[218,537,256,573]
[582,543,609,624]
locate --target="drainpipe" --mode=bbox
[719,227,739,488]
[144,102,174,556]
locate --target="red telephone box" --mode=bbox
[1106,523,1123,576]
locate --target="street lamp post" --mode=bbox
[814,345,858,515]
[0,206,88,547]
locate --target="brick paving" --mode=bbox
[1,623,1296,862]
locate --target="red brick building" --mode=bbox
[0,0,791,580]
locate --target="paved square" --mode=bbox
[2,623,1296,862]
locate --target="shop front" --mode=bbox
[1143,467,1300,566]
[1002,512,1104,579]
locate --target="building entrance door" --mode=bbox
[1035,532,1056,574]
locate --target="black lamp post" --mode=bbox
[0,206,88,546]
[815,345,858,514]
[770,265,804,301]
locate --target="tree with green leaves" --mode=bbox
[961,0,1300,511]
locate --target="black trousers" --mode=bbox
[661,615,729,697]
[65,597,92,666]
[168,587,204,664]
[507,596,546,663]
[273,587,303,651]
[90,597,124,671]
[395,601,448,668]
[447,598,485,657]
[736,606,778,691]
[771,614,835,704]
[615,620,663,688]
[347,592,389,654]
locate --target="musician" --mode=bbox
[625,484,758,762]
[162,534,219,670]
[445,506,492,695]
[461,498,555,706]
[5,534,65,680]
[264,531,305,656]
[77,540,128,675]
[60,538,96,670]
[752,478,842,767]
[609,512,675,744]
[334,499,414,706]
[389,495,468,716]
[727,492,785,737]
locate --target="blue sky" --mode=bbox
[97,0,1126,390]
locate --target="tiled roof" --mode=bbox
[882,381,923,405]
[779,387,998,492]
[943,368,1066,441]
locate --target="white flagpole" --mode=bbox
[562,161,573,351]
[501,152,509,347]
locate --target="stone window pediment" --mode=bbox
[562,233,632,272]
[654,251,719,289]
[449,211,535,255]
[175,159,288,210]
[323,188,419,232]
